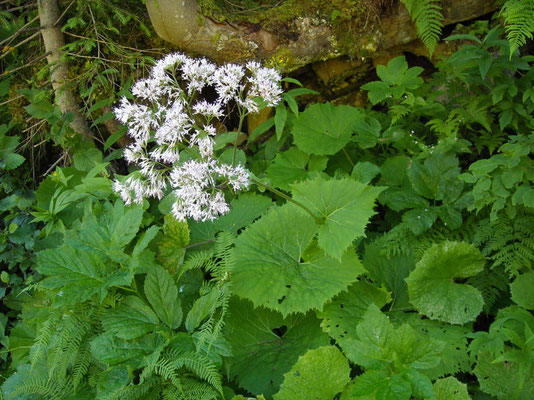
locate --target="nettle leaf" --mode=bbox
[36,246,114,303]
[291,103,363,155]
[144,265,183,329]
[102,296,159,339]
[157,214,190,270]
[292,177,383,259]
[274,346,350,400]
[510,271,534,310]
[433,377,470,400]
[406,241,486,324]
[225,298,330,398]
[232,204,365,316]
[317,281,391,345]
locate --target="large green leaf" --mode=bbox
[363,239,415,312]
[406,241,485,324]
[232,204,364,316]
[267,147,328,191]
[90,333,162,368]
[317,281,390,345]
[291,103,362,155]
[292,177,383,259]
[474,352,534,400]
[144,265,183,329]
[433,377,470,400]
[274,346,350,400]
[511,271,534,310]
[36,246,114,303]
[102,296,159,340]
[225,298,330,398]
[157,214,190,270]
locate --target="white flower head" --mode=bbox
[113,52,280,221]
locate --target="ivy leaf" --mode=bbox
[144,265,183,329]
[102,296,159,339]
[291,103,363,155]
[406,241,485,324]
[292,177,383,259]
[157,214,189,270]
[225,298,330,398]
[510,271,534,310]
[232,204,365,316]
[433,377,470,400]
[274,346,351,400]
[36,246,114,303]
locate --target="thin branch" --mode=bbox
[0,31,40,60]
[3,51,51,75]
[53,0,75,26]
[0,15,39,47]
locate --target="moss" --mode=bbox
[198,0,383,59]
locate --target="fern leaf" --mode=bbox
[174,352,223,395]
[401,0,444,55]
[500,0,534,55]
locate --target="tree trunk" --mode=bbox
[38,0,92,141]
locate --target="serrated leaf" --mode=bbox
[510,271,534,310]
[291,103,362,155]
[3,153,25,170]
[110,202,144,249]
[274,346,350,400]
[144,265,182,329]
[97,366,129,398]
[363,239,415,312]
[474,352,534,400]
[433,377,470,400]
[90,332,162,368]
[352,161,381,184]
[185,289,219,332]
[157,214,189,270]
[317,281,390,345]
[232,204,365,316]
[292,177,383,259]
[36,246,113,303]
[267,147,314,191]
[406,241,485,324]
[102,296,159,339]
[225,298,330,398]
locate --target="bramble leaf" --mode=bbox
[292,177,383,259]
[274,346,350,400]
[406,241,485,324]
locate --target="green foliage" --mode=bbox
[400,0,444,55]
[500,0,534,55]
[406,241,486,324]
[510,271,534,309]
[274,346,350,400]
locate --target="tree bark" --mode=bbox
[38,0,93,140]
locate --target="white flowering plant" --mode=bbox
[112,53,283,222]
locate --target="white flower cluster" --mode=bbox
[113,53,283,221]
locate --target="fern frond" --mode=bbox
[30,310,61,367]
[71,341,93,390]
[173,352,223,395]
[474,213,534,277]
[500,0,534,55]
[467,267,509,313]
[401,0,444,55]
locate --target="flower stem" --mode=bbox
[232,111,247,166]
[251,178,322,224]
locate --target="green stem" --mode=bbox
[342,148,355,168]
[251,178,322,224]
[232,111,246,166]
